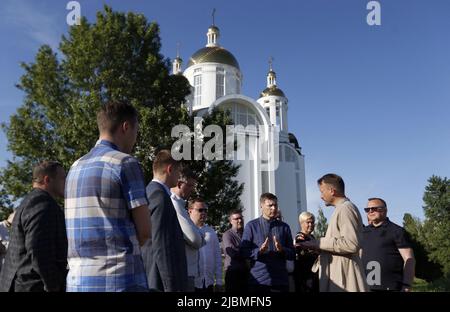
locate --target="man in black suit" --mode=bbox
[0,161,68,292]
[143,150,188,291]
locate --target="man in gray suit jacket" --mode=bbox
[144,150,188,291]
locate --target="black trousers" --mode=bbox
[225,269,248,292]
[248,284,289,293]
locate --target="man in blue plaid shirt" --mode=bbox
[65,101,151,292]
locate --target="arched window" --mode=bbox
[193,68,202,106]
[216,67,225,99]
[223,102,260,127]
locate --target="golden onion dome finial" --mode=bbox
[259,57,286,98]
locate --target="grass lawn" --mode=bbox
[413,277,450,292]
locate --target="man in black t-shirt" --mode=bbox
[361,197,415,292]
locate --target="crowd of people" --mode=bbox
[0,100,415,292]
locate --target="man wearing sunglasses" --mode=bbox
[188,198,223,292]
[222,210,247,292]
[361,198,415,292]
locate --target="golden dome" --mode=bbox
[259,86,285,98]
[208,25,220,32]
[187,46,240,69]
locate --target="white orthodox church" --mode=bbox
[173,22,307,233]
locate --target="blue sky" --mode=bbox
[0,0,449,225]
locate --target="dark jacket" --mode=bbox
[222,228,246,272]
[0,188,68,292]
[293,232,319,292]
[144,181,188,292]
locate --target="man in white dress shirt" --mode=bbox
[170,166,205,291]
[188,198,223,292]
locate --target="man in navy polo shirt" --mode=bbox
[361,197,415,292]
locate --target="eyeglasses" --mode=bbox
[232,217,243,221]
[364,206,386,213]
[194,208,208,213]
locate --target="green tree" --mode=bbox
[0,6,242,229]
[0,188,13,221]
[403,213,442,281]
[421,175,450,276]
[315,205,328,238]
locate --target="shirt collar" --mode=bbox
[171,192,183,201]
[335,197,349,206]
[152,178,171,196]
[369,217,390,228]
[231,227,243,235]
[96,139,120,151]
[260,215,276,224]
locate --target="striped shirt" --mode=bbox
[65,140,148,292]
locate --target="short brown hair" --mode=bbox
[153,149,179,175]
[178,164,198,183]
[32,161,63,183]
[317,173,345,194]
[260,192,278,204]
[96,101,138,134]
[188,197,206,210]
[228,209,243,218]
[368,197,387,208]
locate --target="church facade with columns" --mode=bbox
[173,22,307,233]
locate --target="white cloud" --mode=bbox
[0,0,61,50]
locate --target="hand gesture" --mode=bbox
[273,235,283,252]
[259,237,269,254]
[298,239,319,251]
[296,232,306,241]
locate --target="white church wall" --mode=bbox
[184,63,241,111]
[298,154,308,214]
[274,161,299,237]
[180,28,307,235]
[234,159,259,226]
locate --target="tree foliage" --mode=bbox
[421,175,450,276]
[403,213,442,281]
[0,6,242,230]
[0,188,13,221]
[315,205,328,238]
[402,175,449,281]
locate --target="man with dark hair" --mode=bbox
[188,198,222,292]
[96,100,139,135]
[241,193,295,292]
[361,198,415,292]
[222,209,248,292]
[145,149,188,291]
[298,173,367,292]
[0,161,67,292]
[317,173,345,195]
[65,101,150,292]
[170,164,205,292]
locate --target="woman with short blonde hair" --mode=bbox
[298,212,315,225]
[293,211,319,292]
